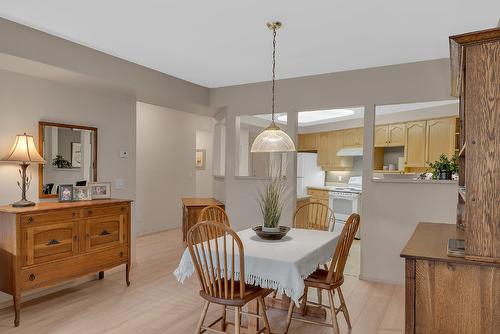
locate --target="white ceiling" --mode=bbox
[0,1,499,88]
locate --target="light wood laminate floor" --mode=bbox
[0,228,404,334]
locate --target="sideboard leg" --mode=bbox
[126,263,131,286]
[98,271,104,280]
[13,293,20,327]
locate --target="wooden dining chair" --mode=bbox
[198,205,231,227]
[187,221,271,334]
[285,213,361,334]
[293,201,335,232]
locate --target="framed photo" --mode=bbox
[89,182,111,199]
[71,142,82,168]
[196,149,206,170]
[73,186,92,201]
[58,184,74,202]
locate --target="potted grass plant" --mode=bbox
[254,159,291,239]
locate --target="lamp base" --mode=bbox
[11,199,36,208]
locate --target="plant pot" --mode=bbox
[438,171,452,180]
[262,226,281,233]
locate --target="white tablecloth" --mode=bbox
[174,228,340,304]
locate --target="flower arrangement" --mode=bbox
[428,153,458,180]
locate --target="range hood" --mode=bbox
[337,147,363,156]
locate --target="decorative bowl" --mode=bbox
[252,225,291,240]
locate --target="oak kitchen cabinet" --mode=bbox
[342,128,363,147]
[297,133,318,151]
[374,123,405,147]
[425,117,456,164]
[317,131,353,170]
[307,188,329,207]
[404,120,427,167]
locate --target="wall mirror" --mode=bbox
[38,121,97,198]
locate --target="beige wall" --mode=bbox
[136,102,214,236]
[196,130,214,197]
[0,69,137,303]
[210,58,457,284]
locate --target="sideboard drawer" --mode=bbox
[20,245,128,290]
[85,215,126,252]
[21,210,78,226]
[22,221,79,266]
[82,205,127,218]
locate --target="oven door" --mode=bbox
[329,194,361,239]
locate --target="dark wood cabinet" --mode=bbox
[0,199,132,327]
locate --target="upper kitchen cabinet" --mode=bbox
[343,128,363,147]
[374,125,388,147]
[374,123,405,147]
[317,131,353,170]
[404,120,427,167]
[297,133,318,151]
[425,117,456,163]
[387,123,405,146]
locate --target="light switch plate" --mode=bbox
[115,178,125,189]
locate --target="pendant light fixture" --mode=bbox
[250,21,296,153]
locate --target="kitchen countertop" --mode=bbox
[372,179,458,184]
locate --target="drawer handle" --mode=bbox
[47,239,60,245]
[121,207,125,211]
[100,230,111,236]
[27,217,33,224]
[29,273,36,281]
[72,212,76,218]
[120,251,124,257]
[88,210,93,215]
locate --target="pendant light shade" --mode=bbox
[250,21,296,153]
[250,122,295,153]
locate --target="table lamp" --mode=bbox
[1,133,45,207]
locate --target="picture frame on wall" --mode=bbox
[58,184,74,202]
[73,186,92,201]
[196,149,206,170]
[89,182,112,199]
[71,142,82,168]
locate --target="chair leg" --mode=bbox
[284,299,295,334]
[337,287,352,328]
[221,305,227,331]
[327,290,340,334]
[196,301,210,334]
[301,287,308,316]
[235,306,241,334]
[258,296,271,334]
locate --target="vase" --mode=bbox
[438,171,452,180]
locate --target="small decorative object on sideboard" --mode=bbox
[73,186,92,201]
[254,161,290,240]
[90,182,112,199]
[58,184,73,202]
[0,133,46,207]
[428,153,458,180]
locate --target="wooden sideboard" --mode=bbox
[181,197,224,243]
[401,223,500,333]
[0,199,132,327]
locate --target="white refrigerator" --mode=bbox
[297,153,325,197]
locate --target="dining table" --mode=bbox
[174,227,340,334]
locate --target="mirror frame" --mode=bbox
[38,121,98,199]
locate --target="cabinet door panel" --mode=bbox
[329,131,353,169]
[426,118,456,164]
[23,221,78,266]
[317,132,329,167]
[298,133,318,151]
[374,125,388,147]
[343,128,363,147]
[404,121,427,167]
[388,123,405,146]
[85,215,125,252]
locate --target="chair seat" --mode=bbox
[200,280,272,307]
[304,269,343,289]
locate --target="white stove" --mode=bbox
[329,176,362,238]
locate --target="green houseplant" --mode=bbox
[257,160,288,232]
[428,153,458,180]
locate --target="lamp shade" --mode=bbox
[250,123,296,153]
[1,133,45,164]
